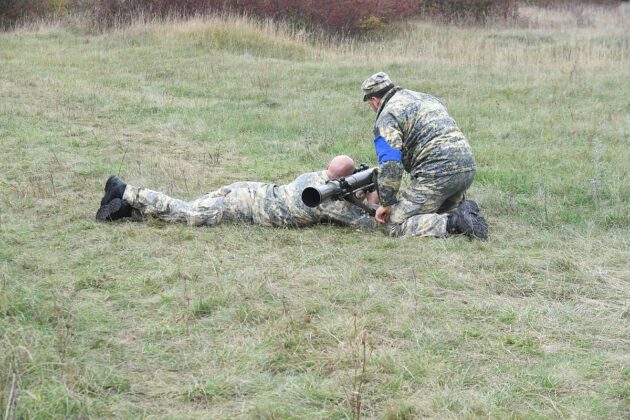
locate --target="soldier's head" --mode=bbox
[362,72,394,112]
[326,155,355,179]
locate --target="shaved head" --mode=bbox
[326,155,355,179]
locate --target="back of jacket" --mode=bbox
[374,89,476,177]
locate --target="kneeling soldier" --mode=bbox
[361,72,488,240]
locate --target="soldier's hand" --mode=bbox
[375,206,391,224]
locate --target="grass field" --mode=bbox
[1,5,629,418]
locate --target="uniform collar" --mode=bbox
[376,86,402,120]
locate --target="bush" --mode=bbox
[233,0,418,34]
[93,0,418,33]
[524,0,620,6]
[416,0,621,25]
[0,0,89,28]
[418,0,519,24]
[1,0,55,27]
[8,0,619,32]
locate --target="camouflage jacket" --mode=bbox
[373,88,476,207]
[251,171,377,229]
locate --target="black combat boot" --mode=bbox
[100,175,127,206]
[96,198,133,222]
[446,200,488,241]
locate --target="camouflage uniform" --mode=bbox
[122,171,377,229]
[362,72,476,238]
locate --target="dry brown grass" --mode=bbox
[344,4,629,72]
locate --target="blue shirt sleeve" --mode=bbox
[374,136,403,165]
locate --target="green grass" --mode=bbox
[1,8,629,418]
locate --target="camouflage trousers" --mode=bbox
[388,170,475,238]
[123,182,265,226]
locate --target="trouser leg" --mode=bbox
[389,213,449,238]
[220,182,260,223]
[123,185,227,226]
[388,170,475,238]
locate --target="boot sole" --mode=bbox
[96,198,123,222]
[468,214,488,241]
[455,210,488,241]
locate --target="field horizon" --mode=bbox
[1,4,629,418]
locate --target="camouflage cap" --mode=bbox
[361,72,394,101]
